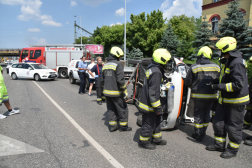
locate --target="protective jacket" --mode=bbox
[101,54,126,97]
[139,62,163,114]
[216,50,249,106]
[185,57,220,100]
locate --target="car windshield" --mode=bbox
[30,64,49,69]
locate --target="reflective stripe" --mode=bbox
[223,95,249,104]
[191,93,218,99]
[203,123,209,127]
[109,121,117,125]
[102,96,106,99]
[214,136,226,142]
[192,67,220,73]
[152,132,162,138]
[229,141,239,148]
[145,69,152,79]
[212,111,215,116]
[97,98,102,101]
[226,83,233,92]
[225,68,230,74]
[151,100,161,108]
[244,120,251,125]
[139,136,150,141]
[194,123,203,128]
[219,64,225,83]
[119,122,127,126]
[139,102,154,112]
[103,90,122,96]
[120,83,126,89]
[102,65,116,71]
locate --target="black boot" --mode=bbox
[242,124,251,130]
[192,133,204,142]
[109,126,118,132]
[138,143,156,150]
[220,151,237,159]
[152,140,167,146]
[97,101,102,105]
[244,136,252,146]
[206,145,224,152]
[119,127,132,132]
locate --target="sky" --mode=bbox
[0,0,202,48]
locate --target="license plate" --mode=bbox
[51,74,57,77]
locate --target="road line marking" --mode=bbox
[33,81,124,168]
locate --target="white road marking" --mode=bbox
[33,81,124,168]
[0,134,44,157]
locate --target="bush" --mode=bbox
[247,63,252,83]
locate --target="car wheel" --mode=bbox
[59,68,68,78]
[34,74,41,81]
[11,73,17,80]
[69,73,76,84]
[6,69,9,74]
[85,77,90,90]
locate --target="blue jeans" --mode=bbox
[79,72,86,93]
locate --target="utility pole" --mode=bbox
[124,0,126,62]
[74,21,77,42]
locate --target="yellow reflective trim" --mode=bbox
[219,65,225,83]
[191,93,218,99]
[214,136,226,142]
[225,68,230,74]
[102,65,116,71]
[102,96,106,99]
[97,98,102,101]
[139,136,150,141]
[229,141,239,148]
[152,132,162,138]
[139,102,154,112]
[109,121,117,125]
[119,122,127,126]
[223,95,250,104]
[244,120,251,125]
[226,83,233,92]
[151,100,161,108]
[120,83,126,89]
[203,123,209,127]
[103,90,122,96]
[194,123,203,128]
[192,67,220,73]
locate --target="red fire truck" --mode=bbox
[19,45,92,78]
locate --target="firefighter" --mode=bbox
[138,48,171,150]
[101,46,132,132]
[185,46,220,141]
[88,57,105,105]
[243,56,252,146]
[206,37,249,159]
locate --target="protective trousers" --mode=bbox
[106,96,128,129]
[79,73,86,93]
[139,113,162,146]
[213,104,245,154]
[244,105,252,128]
[95,76,105,102]
[194,100,214,134]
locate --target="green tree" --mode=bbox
[127,10,166,57]
[217,0,252,59]
[128,47,143,60]
[159,24,179,57]
[189,15,214,60]
[177,37,193,59]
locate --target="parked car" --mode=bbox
[68,60,96,90]
[9,63,57,81]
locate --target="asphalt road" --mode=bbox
[0,67,252,168]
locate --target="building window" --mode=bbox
[212,17,218,33]
[213,0,220,2]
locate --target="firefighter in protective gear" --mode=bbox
[138,48,171,150]
[101,46,132,132]
[206,37,249,159]
[185,46,220,141]
[243,56,252,146]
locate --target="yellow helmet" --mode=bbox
[197,46,212,59]
[110,46,124,57]
[216,37,237,53]
[153,49,171,65]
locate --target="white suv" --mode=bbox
[68,60,96,90]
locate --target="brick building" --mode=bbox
[202,0,252,34]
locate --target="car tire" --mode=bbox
[34,74,41,81]
[58,68,68,78]
[6,69,9,74]
[85,77,90,90]
[11,73,17,80]
[69,73,76,84]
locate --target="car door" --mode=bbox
[15,63,25,78]
[73,61,80,80]
[23,64,35,79]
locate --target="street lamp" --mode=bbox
[74,15,82,47]
[124,0,126,62]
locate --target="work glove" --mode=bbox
[210,84,219,90]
